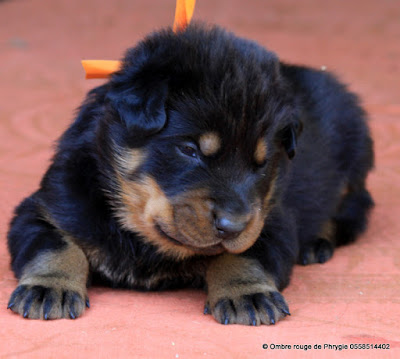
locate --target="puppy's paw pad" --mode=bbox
[208,291,290,326]
[299,238,334,265]
[7,285,87,320]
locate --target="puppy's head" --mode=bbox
[99,25,301,259]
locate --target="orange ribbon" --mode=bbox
[81,0,196,79]
[173,0,196,32]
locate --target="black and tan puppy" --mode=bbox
[7,24,374,325]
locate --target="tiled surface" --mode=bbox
[0,0,399,357]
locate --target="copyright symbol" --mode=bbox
[263,344,268,349]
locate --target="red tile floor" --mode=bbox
[0,0,399,357]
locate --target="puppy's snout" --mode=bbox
[214,214,250,240]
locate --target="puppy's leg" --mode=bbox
[299,185,374,266]
[205,209,296,326]
[205,254,290,326]
[7,197,89,320]
[334,186,374,246]
[333,110,374,246]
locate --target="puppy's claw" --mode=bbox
[244,301,257,326]
[203,302,210,315]
[224,317,229,325]
[270,291,290,317]
[8,284,86,320]
[86,298,90,308]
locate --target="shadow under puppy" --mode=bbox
[7,24,374,325]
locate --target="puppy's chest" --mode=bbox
[84,244,207,290]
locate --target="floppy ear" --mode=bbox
[279,119,303,159]
[106,80,168,137]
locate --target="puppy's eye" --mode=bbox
[256,159,268,169]
[178,143,199,159]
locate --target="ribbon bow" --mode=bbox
[81,0,196,79]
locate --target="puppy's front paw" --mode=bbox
[205,254,290,326]
[205,290,290,326]
[7,284,89,320]
[7,241,90,320]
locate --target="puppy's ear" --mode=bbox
[278,119,303,159]
[106,80,168,137]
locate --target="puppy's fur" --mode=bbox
[7,24,374,325]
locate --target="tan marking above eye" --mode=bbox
[199,132,221,157]
[254,139,267,165]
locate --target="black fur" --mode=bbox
[7,24,374,323]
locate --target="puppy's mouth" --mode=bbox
[154,223,225,256]
[154,224,182,245]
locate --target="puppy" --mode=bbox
[7,24,374,325]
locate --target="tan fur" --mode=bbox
[206,254,277,300]
[114,147,145,175]
[318,220,335,242]
[263,171,278,213]
[170,188,268,254]
[219,206,264,253]
[14,238,89,319]
[199,132,221,156]
[341,183,351,198]
[116,175,197,259]
[254,139,267,165]
[172,189,220,248]
[206,254,286,325]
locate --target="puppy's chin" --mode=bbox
[220,237,258,254]
[154,222,225,256]
[154,221,261,256]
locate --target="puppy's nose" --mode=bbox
[215,215,249,240]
